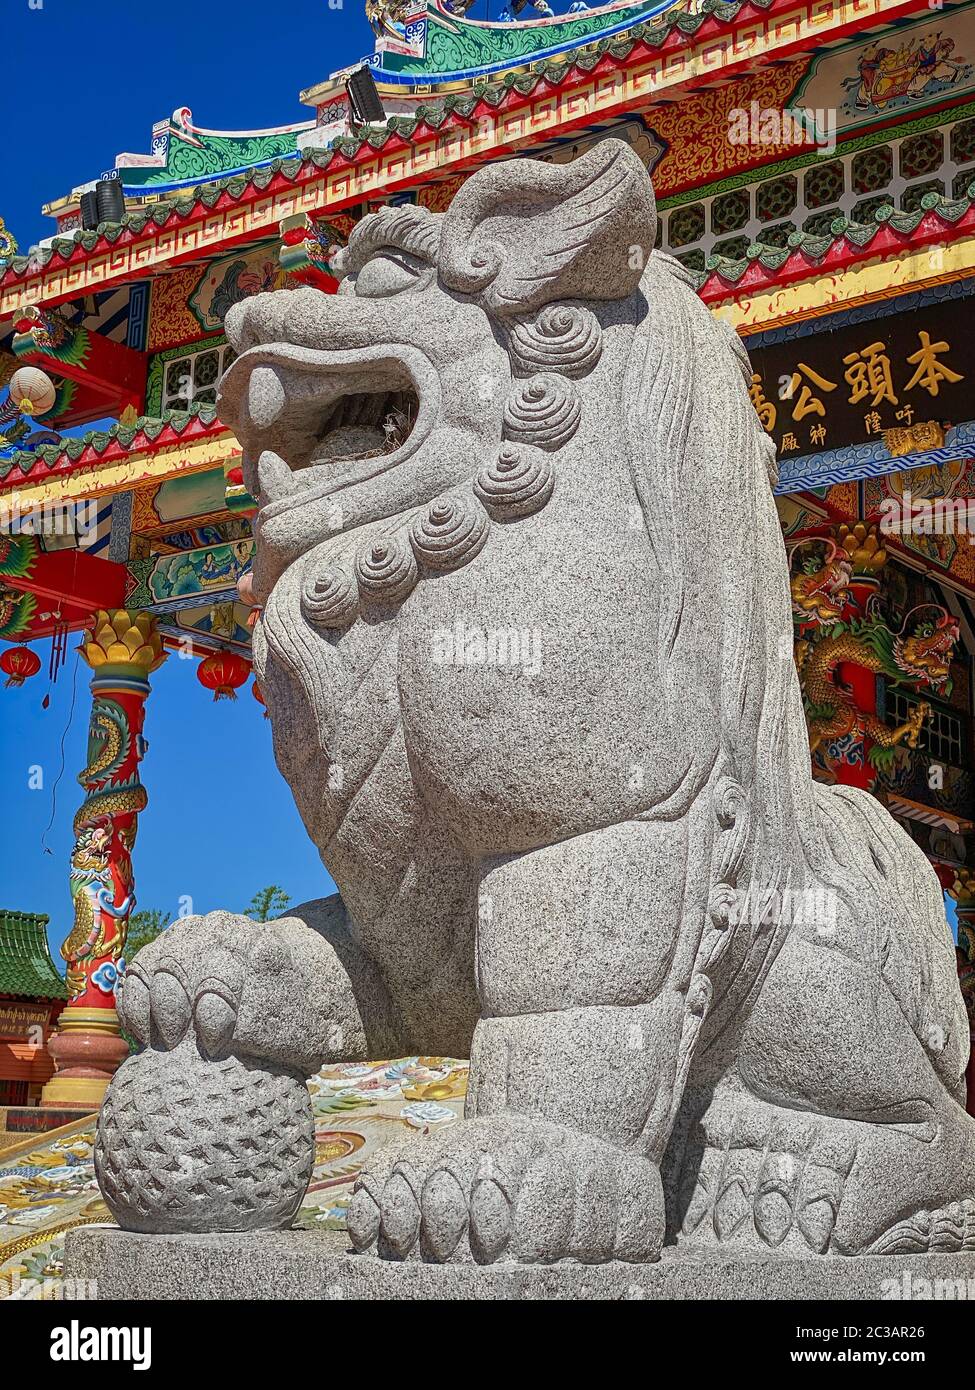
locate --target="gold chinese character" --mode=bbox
[896,404,915,426]
[789,363,838,421]
[810,424,827,447]
[780,432,800,452]
[748,373,776,432]
[864,411,883,435]
[904,331,964,397]
[843,342,897,407]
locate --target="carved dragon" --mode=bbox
[789,538,852,627]
[802,609,958,771]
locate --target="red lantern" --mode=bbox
[252,680,269,719]
[1,645,41,688]
[197,650,250,701]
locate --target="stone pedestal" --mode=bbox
[41,1007,129,1110]
[64,1228,975,1301]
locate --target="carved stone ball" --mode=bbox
[95,1044,315,1234]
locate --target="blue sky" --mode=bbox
[0,643,333,957]
[2,0,378,250]
[0,0,390,959]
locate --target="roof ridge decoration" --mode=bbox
[366,0,775,85]
[0,217,17,267]
[47,106,315,210]
[0,403,224,486]
[699,183,975,298]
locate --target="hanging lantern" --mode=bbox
[7,366,57,418]
[197,650,250,701]
[1,644,41,687]
[252,680,269,719]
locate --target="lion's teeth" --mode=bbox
[248,366,287,429]
[257,449,297,502]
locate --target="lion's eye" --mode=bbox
[354,251,428,299]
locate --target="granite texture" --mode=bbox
[96,138,975,1261]
[65,1228,975,1301]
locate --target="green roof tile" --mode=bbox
[0,401,221,478]
[0,909,67,999]
[698,187,975,289]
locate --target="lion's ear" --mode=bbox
[440,138,656,316]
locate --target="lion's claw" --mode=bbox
[348,1115,663,1265]
[117,909,342,1077]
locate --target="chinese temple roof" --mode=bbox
[337,0,771,88]
[0,402,222,484]
[0,910,67,1001]
[1,153,340,287]
[0,403,238,508]
[0,0,829,295]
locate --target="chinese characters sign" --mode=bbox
[747,301,971,456]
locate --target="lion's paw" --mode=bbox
[117,909,336,1077]
[346,1115,663,1265]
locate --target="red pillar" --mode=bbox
[42,610,166,1110]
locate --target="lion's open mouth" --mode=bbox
[218,343,435,512]
[309,388,419,467]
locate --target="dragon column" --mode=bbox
[42,610,166,1110]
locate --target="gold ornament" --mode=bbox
[838,522,887,577]
[80,610,166,673]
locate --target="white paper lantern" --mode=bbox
[8,366,56,417]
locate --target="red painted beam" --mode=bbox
[14,318,147,420]
[15,548,126,612]
[1,549,128,642]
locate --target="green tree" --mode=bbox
[125,908,169,962]
[245,886,291,922]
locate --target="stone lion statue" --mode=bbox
[95,139,975,1265]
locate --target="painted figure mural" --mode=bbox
[851,35,965,111]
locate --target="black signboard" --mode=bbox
[746,298,973,457]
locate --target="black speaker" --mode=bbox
[95,178,126,225]
[79,190,99,231]
[346,66,386,126]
